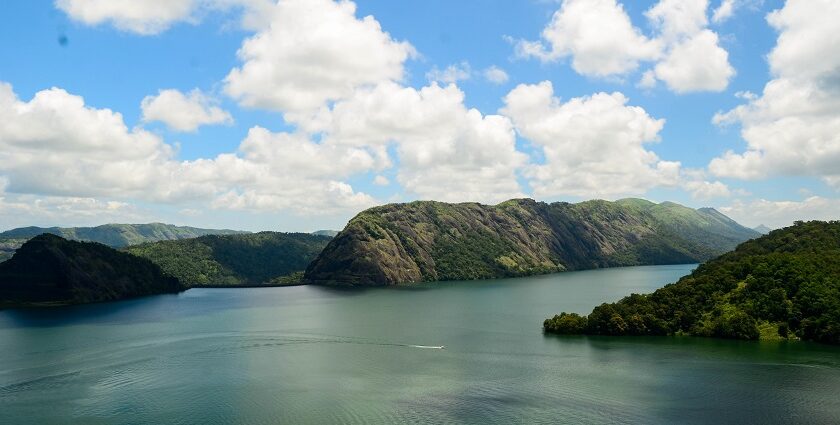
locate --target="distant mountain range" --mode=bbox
[304,198,760,286]
[0,223,247,247]
[0,224,342,264]
[312,230,340,237]
[753,224,772,234]
[0,223,248,263]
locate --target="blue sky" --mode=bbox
[0,0,837,231]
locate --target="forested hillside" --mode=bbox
[126,232,331,286]
[544,221,840,344]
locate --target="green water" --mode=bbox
[1,264,839,424]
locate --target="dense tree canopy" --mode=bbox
[545,221,840,344]
[126,232,331,286]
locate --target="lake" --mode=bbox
[1,264,839,424]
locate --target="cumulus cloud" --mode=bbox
[709,0,840,186]
[224,0,415,114]
[516,0,734,93]
[308,82,527,203]
[653,30,735,93]
[720,196,840,229]
[484,66,510,84]
[141,89,232,132]
[0,81,378,216]
[712,0,762,24]
[426,62,472,84]
[56,0,274,35]
[712,0,736,22]
[373,175,390,186]
[501,81,680,198]
[0,82,174,198]
[646,0,734,92]
[514,0,661,77]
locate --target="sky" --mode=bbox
[0,0,838,232]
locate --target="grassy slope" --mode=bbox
[544,221,840,344]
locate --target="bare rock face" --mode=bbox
[304,198,759,286]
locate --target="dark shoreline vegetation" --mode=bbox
[544,221,840,345]
[304,198,758,286]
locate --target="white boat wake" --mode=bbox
[409,345,445,349]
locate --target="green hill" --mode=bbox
[125,232,332,286]
[0,234,183,307]
[544,221,840,344]
[304,198,759,286]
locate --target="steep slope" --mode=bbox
[125,232,332,286]
[544,221,840,344]
[304,198,759,286]
[0,234,182,307]
[0,223,247,250]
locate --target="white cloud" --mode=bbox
[224,0,415,114]
[516,0,734,93]
[484,66,510,84]
[653,30,735,93]
[515,0,661,77]
[720,196,840,229]
[709,0,840,186]
[56,0,275,35]
[426,62,472,84]
[312,82,527,203]
[712,0,762,24]
[141,89,232,132]
[56,0,196,35]
[684,180,732,199]
[373,175,390,186]
[712,0,736,23]
[0,82,174,198]
[501,81,680,198]
[646,0,709,42]
[0,81,379,216]
[638,70,658,89]
[0,181,149,229]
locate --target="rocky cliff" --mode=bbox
[304,198,759,286]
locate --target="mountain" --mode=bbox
[0,223,247,248]
[312,230,340,237]
[0,234,183,307]
[544,221,840,344]
[0,239,21,263]
[304,198,759,286]
[125,232,332,286]
[753,224,772,234]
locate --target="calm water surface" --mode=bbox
[1,264,839,424]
